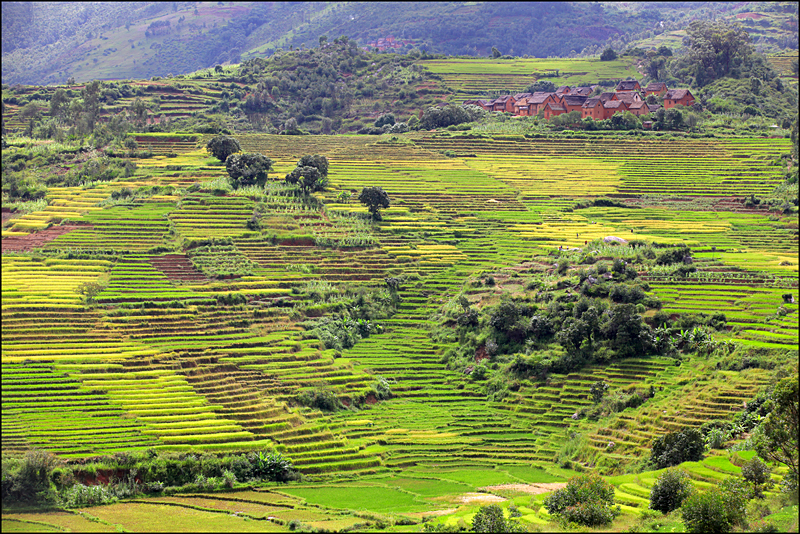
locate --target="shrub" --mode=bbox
[650,428,705,469]
[2,449,59,504]
[650,468,694,513]
[680,479,748,533]
[61,483,118,508]
[296,388,343,411]
[471,504,524,532]
[249,451,298,483]
[590,381,609,404]
[544,473,621,526]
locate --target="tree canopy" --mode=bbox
[285,154,329,194]
[358,186,390,221]
[207,135,241,162]
[226,153,274,188]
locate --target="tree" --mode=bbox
[741,457,773,498]
[374,113,395,128]
[285,155,329,194]
[754,374,798,491]
[471,504,523,532]
[359,186,390,221]
[285,166,323,195]
[544,473,621,526]
[600,47,617,61]
[296,154,329,178]
[49,89,70,122]
[214,65,223,73]
[650,428,705,469]
[650,468,694,513]
[206,135,241,162]
[491,46,501,59]
[75,282,105,305]
[682,20,752,86]
[82,80,102,132]
[226,153,274,188]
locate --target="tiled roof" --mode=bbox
[664,89,692,100]
[616,80,640,91]
[561,95,587,106]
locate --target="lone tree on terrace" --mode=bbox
[206,135,241,162]
[358,186,390,221]
[226,153,274,188]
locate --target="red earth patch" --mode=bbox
[148,254,207,282]
[2,224,92,253]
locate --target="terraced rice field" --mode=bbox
[2,131,797,529]
[420,57,642,94]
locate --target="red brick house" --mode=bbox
[513,97,532,116]
[614,92,642,105]
[555,86,571,96]
[663,89,695,109]
[542,101,566,120]
[644,82,668,97]
[491,95,515,112]
[581,97,604,120]
[560,94,587,114]
[616,80,641,92]
[528,92,559,115]
[597,92,617,103]
[626,100,649,117]
[602,99,628,120]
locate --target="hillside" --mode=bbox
[2,1,798,86]
[2,8,799,532]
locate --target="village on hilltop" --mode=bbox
[465,80,696,125]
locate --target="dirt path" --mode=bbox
[480,483,566,495]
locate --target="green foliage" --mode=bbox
[359,186,390,220]
[250,451,298,483]
[61,483,118,508]
[74,281,106,304]
[544,473,621,526]
[420,104,483,130]
[296,388,343,412]
[2,449,58,504]
[650,468,694,513]
[651,428,705,469]
[471,503,524,532]
[600,47,618,61]
[285,155,329,194]
[680,478,749,533]
[754,374,799,491]
[742,457,773,498]
[206,135,241,163]
[226,152,274,188]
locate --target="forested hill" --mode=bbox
[2,1,797,85]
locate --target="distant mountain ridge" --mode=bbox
[2,1,797,85]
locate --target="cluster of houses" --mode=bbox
[465,80,695,122]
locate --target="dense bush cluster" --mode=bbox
[544,473,621,526]
[650,428,706,469]
[2,448,299,507]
